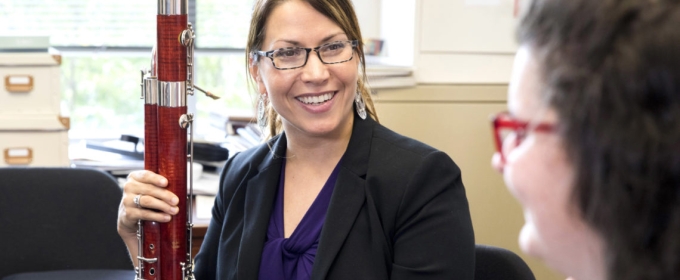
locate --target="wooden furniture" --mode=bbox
[192,219,210,258]
[191,196,212,258]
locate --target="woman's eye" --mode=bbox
[327,43,342,50]
[515,130,528,145]
[324,42,345,51]
[276,49,300,58]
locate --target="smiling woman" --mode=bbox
[117,0,476,279]
[249,1,362,143]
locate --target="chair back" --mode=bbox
[0,167,132,278]
[475,244,536,280]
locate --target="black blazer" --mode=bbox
[194,114,475,279]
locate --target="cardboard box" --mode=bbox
[0,51,62,118]
[0,115,69,167]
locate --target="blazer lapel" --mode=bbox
[237,134,287,280]
[312,113,375,280]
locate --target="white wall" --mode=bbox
[356,0,519,84]
[354,0,415,67]
[353,0,381,39]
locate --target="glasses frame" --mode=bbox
[254,40,359,70]
[491,111,556,163]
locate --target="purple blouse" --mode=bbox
[258,159,341,280]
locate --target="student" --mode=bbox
[118,0,475,279]
[491,0,680,280]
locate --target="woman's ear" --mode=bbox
[249,57,267,94]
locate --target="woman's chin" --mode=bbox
[518,223,539,257]
[519,222,575,278]
[518,222,553,263]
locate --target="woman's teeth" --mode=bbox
[298,92,334,105]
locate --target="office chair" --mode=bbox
[475,244,536,280]
[0,167,135,279]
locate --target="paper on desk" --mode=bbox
[192,171,220,195]
[195,195,216,219]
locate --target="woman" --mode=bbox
[492,0,680,280]
[117,0,475,279]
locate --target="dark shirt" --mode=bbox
[258,159,341,280]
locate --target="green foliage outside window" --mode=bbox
[60,54,254,139]
[1,0,256,139]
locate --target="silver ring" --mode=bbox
[133,194,143,209]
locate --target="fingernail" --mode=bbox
[164,215,171,222]
[172,207,179,214]
[160,178,167,185]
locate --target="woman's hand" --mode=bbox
[116,170,180,239]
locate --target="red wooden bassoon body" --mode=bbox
[156,9,188,280]
[138,1,194,279]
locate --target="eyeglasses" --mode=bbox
[491,111,556,163]
[254,40,358,70]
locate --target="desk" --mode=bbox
[192,220,209,258]
[189,171,219,257]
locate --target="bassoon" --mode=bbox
[137,1,217,279]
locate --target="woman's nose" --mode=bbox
[300,52,330,82]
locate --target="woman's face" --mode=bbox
[492,45,605,280]
[251,0,359,141]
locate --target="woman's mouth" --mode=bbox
[296,92,336,105]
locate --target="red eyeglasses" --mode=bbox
[491,111,556,163]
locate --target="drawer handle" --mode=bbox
[4,75,34,93]
[4,147,33,165]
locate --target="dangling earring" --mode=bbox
[257,93,268,133]
[355,90,367,120]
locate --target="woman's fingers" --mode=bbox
[118,194,176,233]
[124,171,179,207]
[134,205,173,223]
[132,193,179,216]
[128,170,168,187]
[118,169,181,237]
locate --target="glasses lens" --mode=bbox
[319,41,354,63]
[498,127,514,145]
[496,127,518,161]
[272,48,307,69]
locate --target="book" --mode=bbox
[0,36,50,52]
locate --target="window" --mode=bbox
[0,0,256,139]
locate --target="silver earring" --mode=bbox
[355,90,367,120]
[257,94,268,132]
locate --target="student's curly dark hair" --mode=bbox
[518,0,680,279]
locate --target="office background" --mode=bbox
[1,1,562,279]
